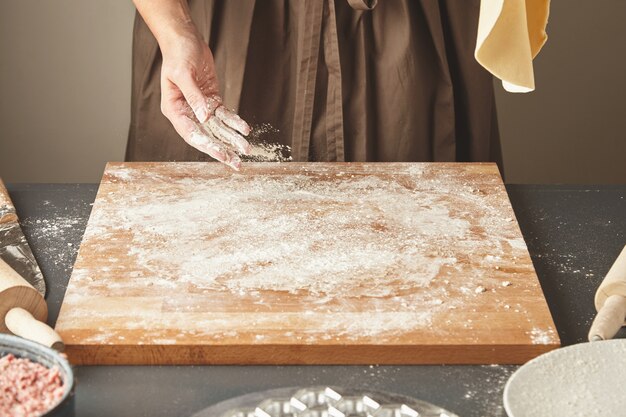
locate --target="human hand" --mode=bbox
[159,29,251,170]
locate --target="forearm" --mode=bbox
[132,0,251,169]
[133,0,200,51]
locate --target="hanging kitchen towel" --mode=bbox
[475,0,550,92]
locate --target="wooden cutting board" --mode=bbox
[55,162,559,365]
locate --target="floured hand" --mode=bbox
[159,29,251,170]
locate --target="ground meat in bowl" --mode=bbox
[0,354,65,416]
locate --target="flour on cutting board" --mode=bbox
[528,327,558,345]
[65,163,555,343]
[121,175,467,297]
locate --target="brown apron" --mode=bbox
[126,0,501,166]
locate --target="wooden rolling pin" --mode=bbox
[0,258,64,351]
[589,245,626,341]
[0,178,19,224]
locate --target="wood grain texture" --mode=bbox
[55,162,560,365]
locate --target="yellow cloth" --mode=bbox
[475,0,550,92]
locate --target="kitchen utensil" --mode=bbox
[588,244,626,341]
[503,339,626,417]
[0,178,46,295]
[191,386,458,417]
[0,257,64,350]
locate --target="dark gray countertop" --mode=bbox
[5,183,626,417]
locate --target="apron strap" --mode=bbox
[290,2,325,161]
[288,1,377,161]
[323,0,346,161]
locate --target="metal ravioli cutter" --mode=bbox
[192,386,458,417]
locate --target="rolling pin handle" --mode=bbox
[590,245,626,341]
[588,294,626,342]
[5,307,65,352]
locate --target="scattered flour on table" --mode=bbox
[461,365,517,417]
[68,164,549,340]
[21,210,87,276]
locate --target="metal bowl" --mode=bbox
[0,334,75,417]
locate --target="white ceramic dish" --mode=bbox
[504,339,626,417]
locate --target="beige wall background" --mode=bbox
[1,1,625,184]
[0,1,134,183]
